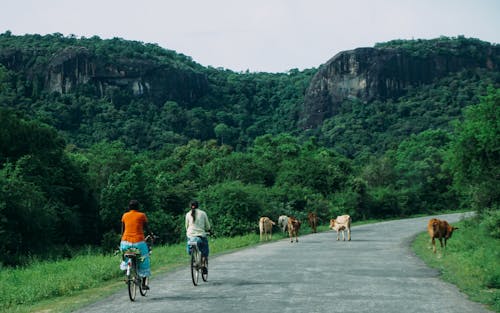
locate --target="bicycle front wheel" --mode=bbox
[191,250,200,286]
[202,257,208,282]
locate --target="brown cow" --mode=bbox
[287,216,301,243]
[329,215,351,241]
[307,212,318,233]
[427,218,458,253]
[259,217,275,241]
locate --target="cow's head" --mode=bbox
[446,225,459,239]
[329,219,336,229]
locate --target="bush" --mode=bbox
[100,231,121,254]
[481,207,500,239]
[199,181,269,237]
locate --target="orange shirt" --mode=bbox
[121,210,148,243]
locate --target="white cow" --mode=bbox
[329,215,351,241]
[277,215,288,233]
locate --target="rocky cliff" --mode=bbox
[0,45,209,106]
[300,40,499,129]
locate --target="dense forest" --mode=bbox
[0,33,498,266]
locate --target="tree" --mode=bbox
[447,87,499,211]
[199,181,268,236]
[393,129,454,214]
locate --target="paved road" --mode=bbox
[77,213,492,313]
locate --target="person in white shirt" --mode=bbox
[185,200,212,273]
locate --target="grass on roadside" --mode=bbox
[412,217,500,312]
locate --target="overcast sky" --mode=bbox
[1,0,499,73]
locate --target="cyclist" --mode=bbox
[120,199,153,290]
[185,200,212,274]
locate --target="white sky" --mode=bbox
[1,0,499,73]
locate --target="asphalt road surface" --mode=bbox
[77,212,493,313]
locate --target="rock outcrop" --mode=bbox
[0,46,209,106]
[300,42,499,129]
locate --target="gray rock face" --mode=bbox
[300,44,499,129]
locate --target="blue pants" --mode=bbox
[120,240,151,277]
[186,236,209,258]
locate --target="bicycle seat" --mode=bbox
[123,248,141,258]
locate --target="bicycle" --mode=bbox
[122,234,156,301]
[188,237,208,286]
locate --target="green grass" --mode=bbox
[412,218,500,312]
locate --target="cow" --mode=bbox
[277,215,289,233]
[307,212,318,233]
[329,215,351,241]
[427,218,458,253]
[287,216,301,243]
[259,217,275,241]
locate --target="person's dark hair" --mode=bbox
[190,200,198,222]
[129,199,140,211]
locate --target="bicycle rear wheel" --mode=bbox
[191,249,200,286]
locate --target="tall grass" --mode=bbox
[0,252,119,310]
[412,218,500,312]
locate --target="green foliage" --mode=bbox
[375,36,493,58]
[0,110,97,264]
[447,87,500,211]
[480,207,500,239]
[321,68,497,158]
[0,33,314,151]
[393,129,455,214]
[199,181,269,237]
[0,161,51,263]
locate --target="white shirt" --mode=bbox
[185,209,211,237]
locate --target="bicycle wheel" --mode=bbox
[191,249,200,286]
[127,260,137,301]
[202,257,208,282]
[139,277,149,296]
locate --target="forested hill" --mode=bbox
[0,32,314,151]
[0,33,498,155]
[0,32,498,266]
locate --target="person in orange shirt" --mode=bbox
[120,199,153,290]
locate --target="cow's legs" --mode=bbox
[431,237,436,253]
[347,228,351,241]
[336,231,340,241]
